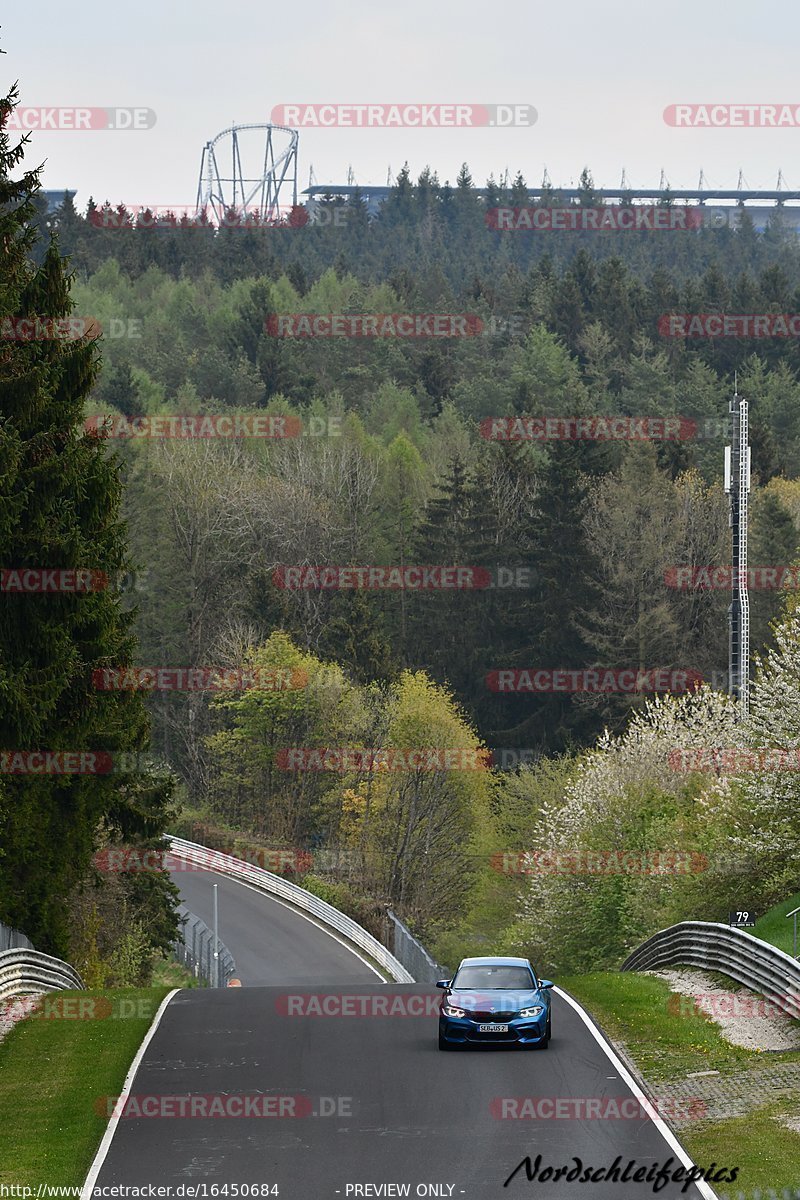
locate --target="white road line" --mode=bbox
[554,986,720,1199]
[186,866,387,982]
[81,989,179,1199]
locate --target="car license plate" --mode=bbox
[478,1023,509,1032]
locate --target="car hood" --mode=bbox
[443,988,545,1012]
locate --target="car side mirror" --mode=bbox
[435,979,451,989]
[538,979,554,990]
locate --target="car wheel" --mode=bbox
[438,1030,454,1050]
[540,1014,551,1049]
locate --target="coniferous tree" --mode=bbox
[490,441,605,752]
[0,80,177,953]
[410,455,485,698]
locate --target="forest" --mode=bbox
[5,140,800,977]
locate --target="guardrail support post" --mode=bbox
[213,883,220,988]
[788,906,800,960]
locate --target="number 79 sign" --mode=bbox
[729,910,756,927]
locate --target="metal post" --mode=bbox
[724,391,750,717]
[788,907,800,959]
[213,883,220,988]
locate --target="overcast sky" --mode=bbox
[3,0,800,210]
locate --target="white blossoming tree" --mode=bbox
[512,604,800,971]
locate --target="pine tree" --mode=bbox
[103,360,140,417]
[0,80,176,952]
[491,441,605,752]
[410,456,485,697]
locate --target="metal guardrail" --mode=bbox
[0,920,34,953]
[167,837,414,983]
[386,909,449,984]
[173,904,237,986]
[0,949,85,1001]
[621,921,800,1016]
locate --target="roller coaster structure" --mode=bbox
[195,124,299,224]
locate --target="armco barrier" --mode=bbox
[621,920,800,1015]
[0,949,85,1001]
[167,837,414,982]
[387,909,450,984]
[174,903,237,986]
[0,919,34,953]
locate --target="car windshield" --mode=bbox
[451,965,535,990]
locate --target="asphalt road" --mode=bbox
[87,867,721,1198]
[171,865,378,985]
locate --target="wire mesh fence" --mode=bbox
[386,910,449,984]
[173,904,237,986]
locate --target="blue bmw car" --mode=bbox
[437,956,553,1050]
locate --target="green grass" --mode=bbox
[558,971,800,1081]
[682,1102,800,1195]
[0,988,169,1186]
[753,890,800,957]
[150,955,205,989]
[558,972,800,1194]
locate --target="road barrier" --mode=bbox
[166,837,414,982]
[0,948,85,1000]
[386,909,450,984]
[621,920,800,1015]
[0,919,34,952]
[174,903,237,986]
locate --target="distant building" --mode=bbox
[41,189,77,214]
[302,184,800,232]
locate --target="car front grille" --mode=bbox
[470,1011,517,1022]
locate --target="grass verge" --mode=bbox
[753,890,800,957]
[557,970,800,1081]
[558,971,800,1193]
[150,955,204,989]
[683,1103,800,1196]
[0,988,170,1186]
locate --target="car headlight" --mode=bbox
[519,1006,544,1018]
[443,1005,466,1018]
